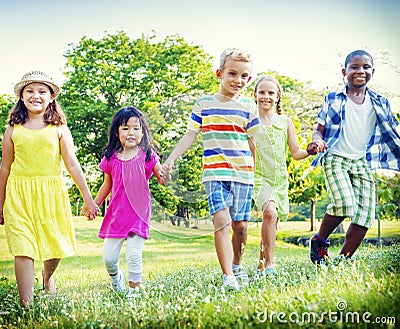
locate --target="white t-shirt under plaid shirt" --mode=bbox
[187,94,263,184]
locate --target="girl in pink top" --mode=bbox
[94,107,167,296]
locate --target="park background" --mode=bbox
[0,0,399,328]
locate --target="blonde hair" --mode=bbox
[254,75,283,115]
[219,48,252,71]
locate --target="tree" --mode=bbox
[376,172,400,221]
[0,94,15,149]
[60,31,219,215]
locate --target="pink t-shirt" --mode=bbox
[98,149,159,239]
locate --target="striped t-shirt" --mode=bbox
[187,94,263,184]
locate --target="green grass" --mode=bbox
[0,218,399,328]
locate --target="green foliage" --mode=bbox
[0,94,15,147]
[61,31,219,214]
[376,172,400,220]
[287,213,307,221]
[290,194,330,220]
[61,31,218,161]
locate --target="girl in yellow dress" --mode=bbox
[0,71,99,307]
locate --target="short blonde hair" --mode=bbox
[219,48,252,71]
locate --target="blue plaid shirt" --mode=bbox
[311,86,400,171]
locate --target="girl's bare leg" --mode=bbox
[43,258,61,298]
[14,256,34,307]
[258,201,278,270]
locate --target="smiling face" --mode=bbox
[21,82,55,116]
[216,59,252,98]
[342,54,374,89]
[254,80,280,113]
[117,116,143,151]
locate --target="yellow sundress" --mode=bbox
[4,124,76,261]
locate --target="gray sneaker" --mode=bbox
[110,270,126,292]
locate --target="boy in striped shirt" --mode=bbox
[162,48,263,290]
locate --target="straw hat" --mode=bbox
[14,70,60,97]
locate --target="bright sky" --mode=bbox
[1,0,400,108]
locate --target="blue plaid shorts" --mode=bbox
[205,181,253,221]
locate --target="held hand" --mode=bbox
[81,200,99,221]
[306,142,319,155]
[161,161,174,179]
[163,172,172,185]
[307,140,327,155]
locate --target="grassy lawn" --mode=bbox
[0,218,399,328]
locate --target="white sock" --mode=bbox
[232,263,241,270]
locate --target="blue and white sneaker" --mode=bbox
[264,267,278,276]
[232,265,249,287]
[256,266,278,278]
[310,234,330,265]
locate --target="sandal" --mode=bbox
[42,269,56,299]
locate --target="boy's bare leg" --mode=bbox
[213,209,233,275]
[318,213,345,240]
[231,220,247,265]
[340,223,368,257]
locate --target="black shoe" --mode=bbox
[310,234,330,265]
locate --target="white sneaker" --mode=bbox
[232,265,249,287]
[110,270,126,292]
[222,274,239,291]
[126,286,140,299]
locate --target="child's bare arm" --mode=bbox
[0,127,14,225]
[248,137,256,169]
[287,118,309,160]
[161,130,198,177]
[59,125,99,219]
[153,162,170,185]
[93,174,112,207]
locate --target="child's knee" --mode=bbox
[262,209,277,224]
[127,251,142,266]
[232,220,248,235]
[103,258,118,274]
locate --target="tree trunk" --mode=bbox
[310,198,316,231]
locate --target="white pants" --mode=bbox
[102,234,145,283]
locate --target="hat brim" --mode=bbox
[14,80,60,97]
